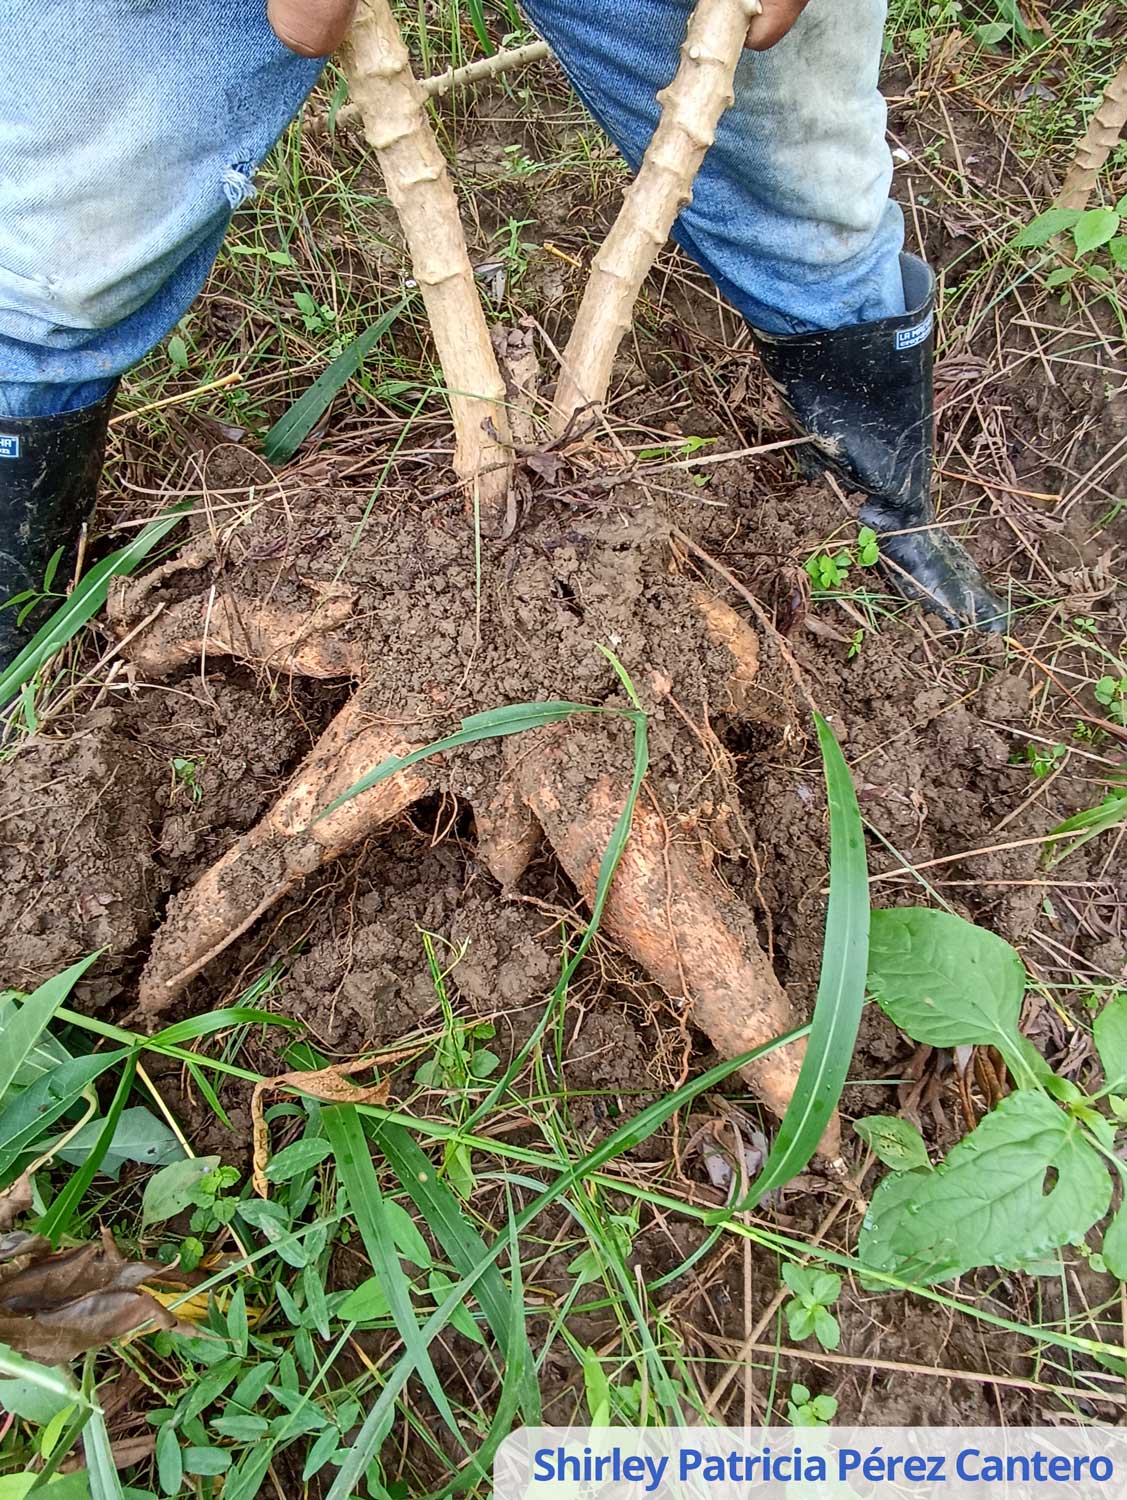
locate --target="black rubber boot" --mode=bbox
[0,388,116,671]
[751,255,1007,631]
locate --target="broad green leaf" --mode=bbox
[787,1303,816,1341]
[749,714,869,1200]
[338,1276,391,1323]
[0,955,102,1106]
[184,1447,231,1476]
[813,1307,840,1350]
[781,1263,814,1300]
[0,1052,124,1178]
[1095,994,1127,1093]
[974,19,1010,43]
[0,995,71,1090]
[581,1347,612,1425]
[854,1115,930,1171]
[809,1272,841,1306]
[859,1090,1111,1286]
[141,1156,220,1228]
[1110,237,1127,270]
[262,1137,331,1183]
[227,1285,248,1358]
[156,1424,183,1497]
[262,299,410,464]
[1101,1197,1127,1281]
[0,1376,76,1424]
[1074,208,1120,256]
[1012,207,1080,248]
[0,1480,37,1500]
[867,908,1033,1080]
[46,1107,182,1180]
[428,1273,485,1345]
[383,1198,432,1267]
[302,1426,343,1481]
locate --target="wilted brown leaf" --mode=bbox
[0,1172,33,1232]
[0,1228,181,1363]
[251,1054,408,1197]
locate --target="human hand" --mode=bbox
[744,0,810,50]
[267,0,358,57]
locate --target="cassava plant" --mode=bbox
[858,907,1127,1287]
[101,0,853,1158]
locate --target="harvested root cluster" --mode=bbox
[105,0,841,1153]
[111,487,833,1154]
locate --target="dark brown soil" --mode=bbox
[3,438,1118,1420]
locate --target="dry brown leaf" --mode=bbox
[0,1228,181,1363]
[0,1172,33,1232]
[251,1055,411,1197]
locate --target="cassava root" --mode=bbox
[516,721,838,1157]
[138,701,431,1012]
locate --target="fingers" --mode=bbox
[267,0,359,57]
[744,0,810,51]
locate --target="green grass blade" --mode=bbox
[149,1008,297,1048]
[429,1213,529,1499]
[322,1105,467,1449]
[262,299,410,464]
[0,953,103,1105]
[83,1400,126,1500]
[317,700,594,819]
[1046,782,1127,867]
[331,1039,793,1500]
[0,505,189,712]
[746,712,868,1200]
[0,1052,127,1178]
[371,1119,541,1422]
[36,1055,138,1244]
[464,0,495,54]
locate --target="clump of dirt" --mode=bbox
[0,718,163,993]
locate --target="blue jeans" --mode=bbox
[0,0,904,420]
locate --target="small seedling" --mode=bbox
[293,289,336,336]
[0,547,66,628]
[493,216,539,286]
[1019,742,1067,779]
[637,434,716,462]
[568,1208,639,1288]
[187,1163,242,1233]
[1014,196,1127,310]
[805,527,880,595]
[171,756,205,804]
[786,1382,838,1428]
[781,1263,842,1351]
[1095,673,1127,726]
